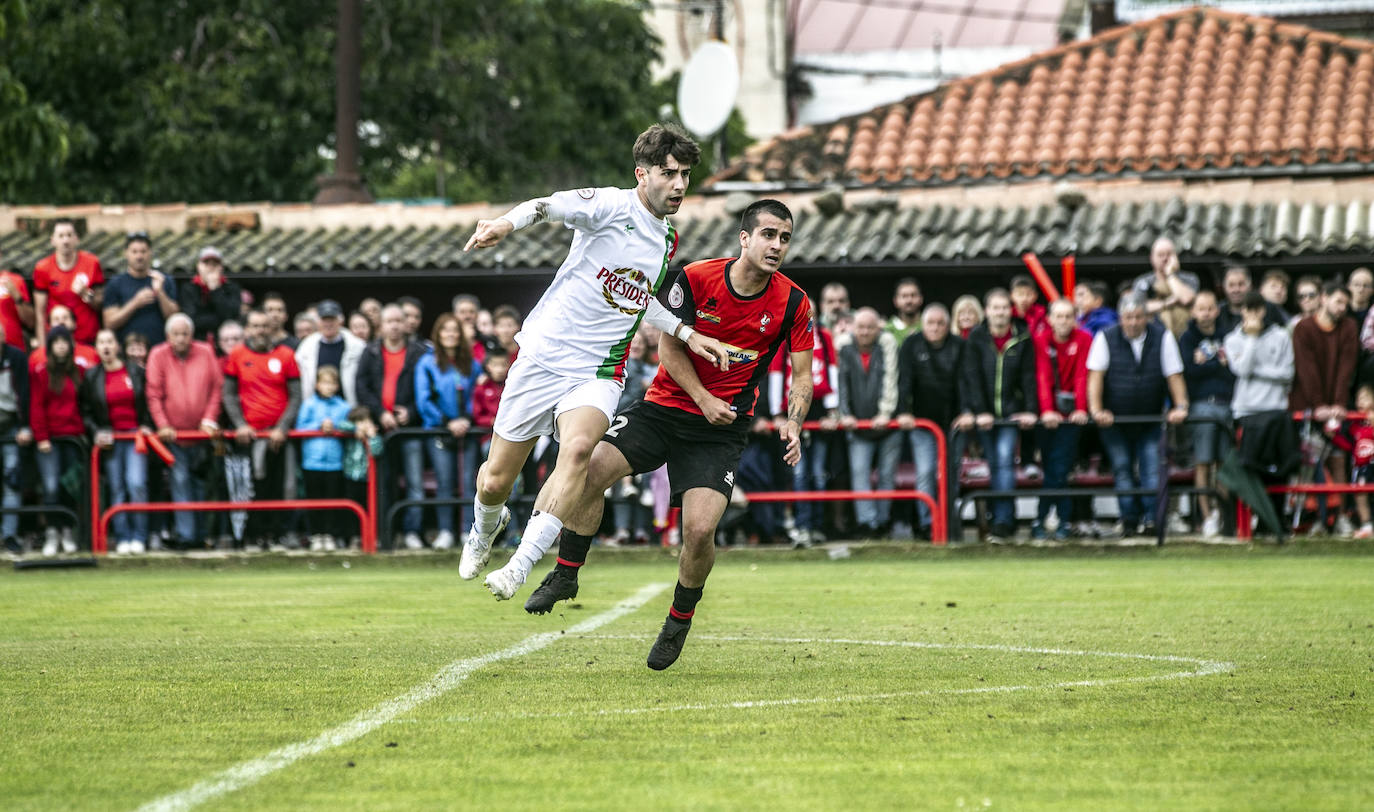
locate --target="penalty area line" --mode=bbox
[135,581,670,812]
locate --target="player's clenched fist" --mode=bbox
[698,396,736,426]
[464,218,514,252]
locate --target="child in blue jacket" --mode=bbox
[295,365,354,551]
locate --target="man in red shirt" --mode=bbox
[32,218,104,344]
[522,199,814,670]
[1032,299,1092,540]
[147,313,224,546]
[0,251,34,350]
[222,309,302,548]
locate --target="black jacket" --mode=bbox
[178,277,244,342]
[959,323,1039,418]
[80,364,152,435]
[896,332,964,427]
[356,339,426,422]
[0,343,29,428]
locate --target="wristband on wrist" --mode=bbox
[675,324,695,342]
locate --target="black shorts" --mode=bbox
[603,400,748,504]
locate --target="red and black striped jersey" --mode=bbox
[646,257,814,417]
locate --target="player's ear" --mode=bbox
[634,164,646,185]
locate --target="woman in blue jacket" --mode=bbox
[295,366,354,551]
[414,314,483,550]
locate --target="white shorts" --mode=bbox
[492,357,623,443]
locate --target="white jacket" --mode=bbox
[295,330,367,405]
[1224,324,1294,418]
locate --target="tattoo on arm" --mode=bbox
[532,201,549,225]
[787,380,813,424]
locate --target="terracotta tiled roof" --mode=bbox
[714,8,1374,188]
[5,197,1373,278]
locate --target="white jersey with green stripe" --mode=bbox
[512,186,678,382]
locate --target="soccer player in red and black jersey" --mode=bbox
[522,199,815,670]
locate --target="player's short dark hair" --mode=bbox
[1009,274,1035,291]
[633,123,701,169]
[1323,280,1350,298]
[740,199,793,234]
[985,287,1011,307]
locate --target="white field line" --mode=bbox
[135,582,670,812]
[406,634,1233,726]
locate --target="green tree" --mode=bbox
[1,0,675,206]
[0,0,71,197]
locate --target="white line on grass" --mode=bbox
[407,634,1232,726]
[136,582,669,812]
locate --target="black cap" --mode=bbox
[317,299,343,319]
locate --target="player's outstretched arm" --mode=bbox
[464,195,572,252]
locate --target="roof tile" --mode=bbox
[714,8,1374,190]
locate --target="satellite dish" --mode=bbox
[677,40,739,139]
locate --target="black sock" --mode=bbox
[554,531,593,574]
[668,581,703,622]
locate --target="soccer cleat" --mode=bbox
[459,506,511,579]
[484,563,526,600]
[647,616,692,671]
[524,568,580,615]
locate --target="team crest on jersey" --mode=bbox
[668,282,684,309]
[597,267,651,315]
[577,188,596,200]
[759,312,772,332]
[268,357,283,375]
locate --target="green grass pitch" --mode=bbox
[2,545,1371,810]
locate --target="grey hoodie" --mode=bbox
[1224,323,1294,418]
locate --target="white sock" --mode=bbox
[507,511,563,575]
[473,499,504,535]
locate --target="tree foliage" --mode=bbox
[0,0,692,206]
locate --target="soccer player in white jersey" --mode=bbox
[459,123,728,598]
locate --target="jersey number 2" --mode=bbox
[605,414,629,438]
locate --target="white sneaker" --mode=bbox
[309,535,323,552]
[128,540,146,555]
[115,541,131,555]
[1202,511,1222,539]
[60,527,77,553]
[1333,515,1355,537]
[403,532,424,550]
[484,563,526,600]
[322,535,337,552]
[1167,513,1190,535]
[42,528,59,556]
[432,530,455,550]
[459,506,511,579]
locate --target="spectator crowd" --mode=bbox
[3,221,1373,555]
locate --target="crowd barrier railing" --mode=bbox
[1,435,87,543]
[1234,410,1374,541]
[748,417,950,545]
[90,429,377,554]
[950,413,1229,545]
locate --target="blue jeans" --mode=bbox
[1099,423,1162,525]
[168,443,205,543]
[792,430,829,530]
[909,428,939,530]
[847,430,902,528]
[1036,424,1081,524]
[978,426,1019,528]
[104,440,149,543]
[424,434,478,534]
[398,438,424,535]
[37,440,83,529]
[2,440,19,540]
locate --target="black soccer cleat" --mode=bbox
[646,616,692,671]
[523,568,579,615]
